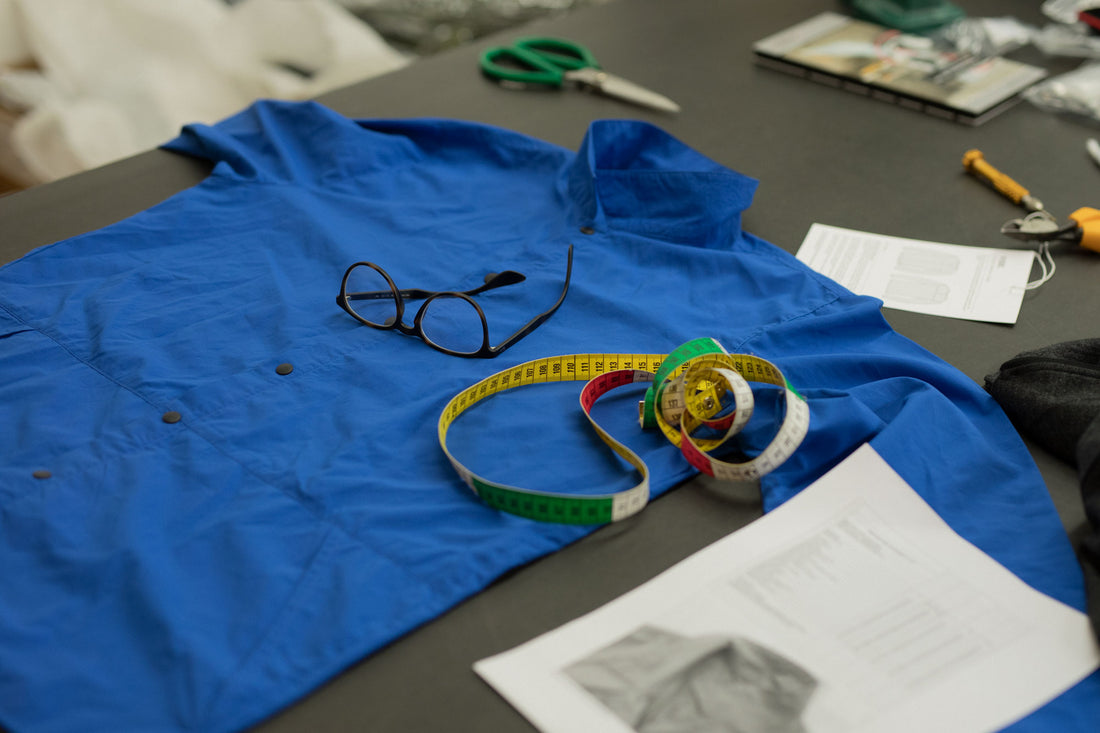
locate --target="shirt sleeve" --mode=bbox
[161,99,374,184]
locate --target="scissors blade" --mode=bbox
[565,68,681,113]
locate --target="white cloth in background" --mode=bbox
[0,0,30,67]
[0,0,409,183]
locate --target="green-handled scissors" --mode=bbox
[479,36,680,114]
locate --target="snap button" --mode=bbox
[162,411,182,424]
[32,469,51,479]
[275,363,294,375]
[580,226,595,235]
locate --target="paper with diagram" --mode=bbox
[796,223,1035,323]
[475,444,1099,733]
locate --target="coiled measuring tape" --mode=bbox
[438,338,809,524]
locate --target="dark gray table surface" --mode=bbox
[1,1,1096,730]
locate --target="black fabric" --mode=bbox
[1078,414,1100,640]
[986,338,1100,641]
[985,339,1100,464]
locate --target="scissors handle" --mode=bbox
[479,36,599,86]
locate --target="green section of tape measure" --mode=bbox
[473,478,615,524]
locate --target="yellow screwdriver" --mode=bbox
[962,149,1044,212]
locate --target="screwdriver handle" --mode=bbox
[962,149,1043,211]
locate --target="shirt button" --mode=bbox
[32,469,52,479]
[162,411,182,424]
[276,363,294,375]
[580,226,595,235]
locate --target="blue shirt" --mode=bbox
[1,100,1095,732]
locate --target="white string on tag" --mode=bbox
[1025,241,1056,290]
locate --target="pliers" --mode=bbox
[1000,207,1100,253]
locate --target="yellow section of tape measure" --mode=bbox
[438,339,808,524]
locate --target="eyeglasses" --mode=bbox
[337,245,572,358]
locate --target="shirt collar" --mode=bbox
[564,119,758,246]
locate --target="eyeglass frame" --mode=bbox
[336,244,573,358]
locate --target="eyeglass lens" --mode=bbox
[345,265,398,327]
[419,295,486,354]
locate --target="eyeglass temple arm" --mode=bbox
[343,270,526,302]
[463,270,525,295]
[489,245,573,354]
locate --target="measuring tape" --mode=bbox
[438,338,809,524]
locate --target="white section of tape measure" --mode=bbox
[682,388,810,481]
[611,480,649,519]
